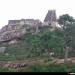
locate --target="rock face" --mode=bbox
[0,10,59,42]
[0,19,42,42]
[0,24,26,42]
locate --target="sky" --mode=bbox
[0,0,75,29]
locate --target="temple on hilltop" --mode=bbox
[0,10,61,42]
[8,10,58,28]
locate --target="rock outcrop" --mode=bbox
[0,24,26,42]
[0,19,42,42]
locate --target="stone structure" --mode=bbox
[8,20,21,25]
[0,10,60,42]
[42,10,60,31]
[8,19,41,26]
[44,10,57,25]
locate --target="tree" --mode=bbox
[58,14,75,30]
[58,14,75,24]
[58,14,75,63]
[58,14,75,48]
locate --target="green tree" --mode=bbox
[58,14,75,25]
[58,14,75,62]
[58,14,75,48]
[58,14,75,30]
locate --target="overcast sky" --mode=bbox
[0,0,75,29]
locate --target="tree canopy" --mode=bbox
[58,14,75,25]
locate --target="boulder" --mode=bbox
[8,39,17,45]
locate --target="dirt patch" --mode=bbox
[1,57,75,68]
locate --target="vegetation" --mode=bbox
[0,28,65,61]
[0,14,75,72]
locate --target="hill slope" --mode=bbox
[0,28,65,61]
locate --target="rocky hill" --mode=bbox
[0,19,42,42]
[0,24,26,42]
[0,10,60,43]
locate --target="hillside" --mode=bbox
[0,15,75,72]
[0,25,75,72]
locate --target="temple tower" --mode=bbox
[44,10,57,25]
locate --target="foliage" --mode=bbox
[58,14,75,58]
[58,14,75,25]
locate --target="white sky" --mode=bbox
[0,0,75,29]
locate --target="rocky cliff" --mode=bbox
[0,24,26,42]
[0,19,42,42]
